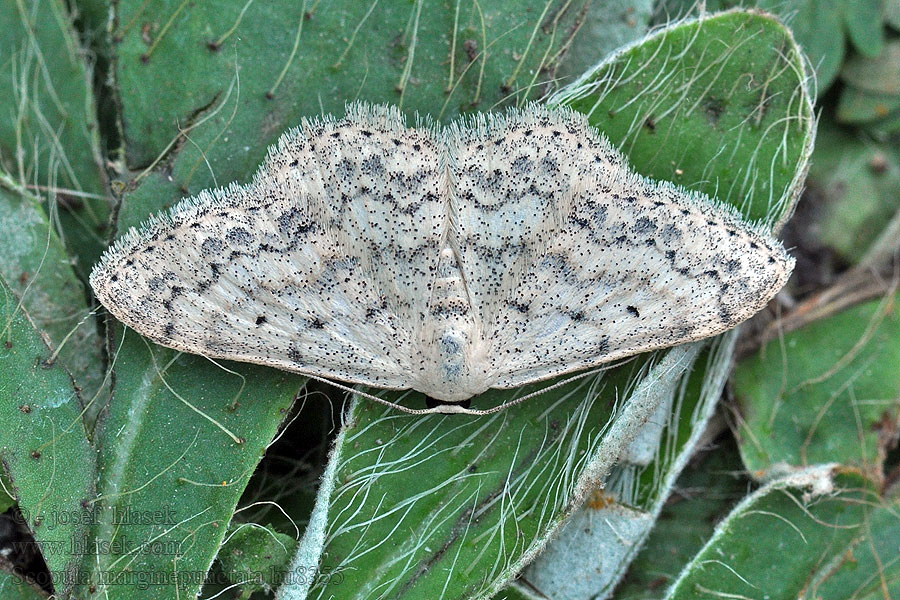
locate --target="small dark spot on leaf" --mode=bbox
[464,39,478,62]
[704,96,726,124]
[869,153,888,174]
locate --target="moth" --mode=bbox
[91,103,792,414]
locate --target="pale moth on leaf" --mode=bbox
[91,103,793,415]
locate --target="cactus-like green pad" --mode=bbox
[0,0,109,276]
[666,469,900,599]
[0,177,104,411]
[113,0,588,192]
[735,290,900,480]
[0,276,95,598]
[0,572,47,600]
[555,9,814,225]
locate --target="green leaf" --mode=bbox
[0,470,15,512]
[863,104,900,135]
[555,9,815,225]
[801,117,900,264]
[77,326,304,599]
[113,0,588,175]
[655,0,848,91]
[0,276,95,598]
[0,573,47,600]
[522,334,738,598]
[841,39,900,95]
[842,0,885,58]
[215,523,298,598]
[555,1,653,87]
[0,0,110,276]
[295,350,697,600]
[734,290,900,478]
[665,469,900,599]
[0,175,104,411]
[611,436,748,599]
[782,0,845,90]
[837,85,900,123]
[887,0,900,28]
[811,486,900,598]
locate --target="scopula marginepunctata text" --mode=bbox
[90,103,793,414]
